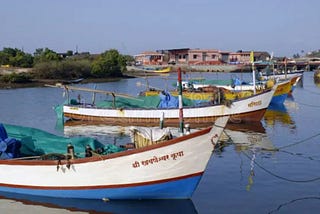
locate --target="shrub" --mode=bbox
[0,72,32,83]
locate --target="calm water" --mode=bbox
[0,71,320,213]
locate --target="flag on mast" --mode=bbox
[250,51,254,63]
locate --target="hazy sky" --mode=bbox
[1,0,319,57]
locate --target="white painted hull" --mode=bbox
[261,71,304,81]
[63,89,275,126]
[0,117,229,199]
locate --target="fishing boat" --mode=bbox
[53,83,275,127]
[180,77,292,105]
[137,66,171,73]
[61,78,84,85]
[260,70,304,82]
[141,86,256,102]
[0,116,229,199]
[268,80,291,105]
[145,66,171,73]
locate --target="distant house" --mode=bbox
[165,48,190,64]
[254,51,271,62]
[163,48,225,65]
[188,49,223,65]
[229,51,271,65]
[229,52,249,64]
[134,51,164,65]
[134,48,271,66]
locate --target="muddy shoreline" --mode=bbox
[0,72,152,89]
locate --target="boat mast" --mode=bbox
[177,67,184,134]
[284,57,288,79]
[91,84,97,105]
[250,51,256,94]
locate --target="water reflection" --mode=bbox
[0,191,198,213]
[223,122,276,151]
[314,70,320,88]
[314,81,320,88]
[264,104,295,129]
[218,122,276,192]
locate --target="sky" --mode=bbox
[1,0,319,57]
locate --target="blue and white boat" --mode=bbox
[0,116,228,199]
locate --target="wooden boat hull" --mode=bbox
[289,74,302,93]
[63,89,275,127]
[154,67,171,73]
[64,109,266,128]
[0,117,228,199]
[182,78,291,105]
[270,80,291,105]
[214,80,291,105]
[143,67,171,73]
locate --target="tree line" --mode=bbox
[0,47,134,83]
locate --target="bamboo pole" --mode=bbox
[177,67,184,134]
[45,84,142,101]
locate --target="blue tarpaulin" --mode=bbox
[0,123,21,159]
[158,91,179,108]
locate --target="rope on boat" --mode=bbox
[277,131,320,150]
[298,87,320,95]
[218,130,320,183]
[268,196,320,214]
[242,150,320,183]
[279,150,320,162]
[293,87,320,107]
[222,126,320,151]
[294,101,320,108]
[8,155,41,160]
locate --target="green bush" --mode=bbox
[0,72,32,83]
[32,59,92,79]
[91,49,125,77]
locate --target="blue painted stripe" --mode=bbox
[0,175,202,199]
[271,94,288,105]
[0,191,197,213]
